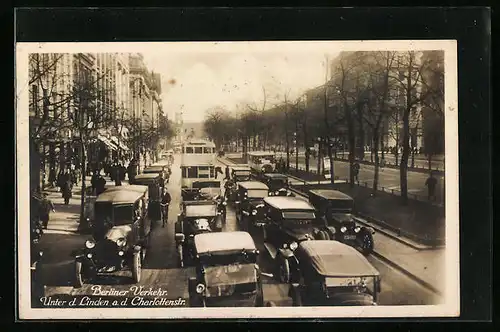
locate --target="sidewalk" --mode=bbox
[43,176,128,234]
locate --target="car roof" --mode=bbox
[309,189,353,201]
[297,241,380,277]
[263,173,288,179]
[183,200,217,206]
[232,165,251,171]
[247,151,275,156]
[238,181,269,190]
[134,173,160,180]
[264,196,315,210]
[194,231,256,254]
[96,185,147,204]
[144,166,164,171]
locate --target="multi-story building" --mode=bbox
[29,52,135,189]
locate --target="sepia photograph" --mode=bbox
[16,40,459,319]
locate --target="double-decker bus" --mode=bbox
[180,139,217,189]
[247,151,276,174]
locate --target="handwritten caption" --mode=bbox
[40,285,187,307]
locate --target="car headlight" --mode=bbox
[118,250,124,256]
[275,191,279,195]
[252,210,257,215]
[85,240,96,249]
[340,226,347,233]
[222,201,227,206]
[35,228,41,234]
[354,226,361,233]
[269,192,274,196]
[196,283,205,294]
[282,243,288,248]
[116,237,127,247]
[289,242,298,251]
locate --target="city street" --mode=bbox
[37,155,442,307]
[271,152,443,203]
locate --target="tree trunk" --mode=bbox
[303,126,309,173]
[373,130,380,193]
[399,105,411,204]
[328,140,335,184]
[79,140,86,223]
[285,112,290,171]
[380,134,385,159]
[345,103,356,187]
[428,153,432,172]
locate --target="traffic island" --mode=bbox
[291,182,445,247]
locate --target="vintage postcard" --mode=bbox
[16,40,459,319]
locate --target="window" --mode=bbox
[185,147,194,154]
[187,167,198,178]
[198,166,209,178]
[194,147,203,154]
[209,166,215,178]
[203,147,212,153]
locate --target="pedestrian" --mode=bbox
[352,162,360,184]
[95,171,106,196]
[214,166,222,179]
[113,161,122,186]
[224,166,230,180]
[38,193,55,229]
[56,169,66,194]
[158,171,165,189]
[380,158,386,172]
[425,172,438,201]
[91,169,99,194]
[127,160,137,184]
[160,188,172,227]
[62,170,73,205]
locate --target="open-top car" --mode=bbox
[175,200,224,267]
[262,173,295,197]
[72,185,152,287]
[287,240,381,306]
[187,231,265,307]
[261,196,339,283]
[234,181,269,231]
[193,180,222,200]
[130,173,163,223]
[308,189,375,255]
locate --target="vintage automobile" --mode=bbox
[143,165,169,184]
[30,195,45,301]
[187,231,266,307]
[72,185,152,287]
[234,181,269,231]
[231,165,252,182]
[308,189,375,255]
[260,196,338,283]
[262,173,295,197]
[130,173,163,223]
[287,240,381,306]
[193,180,222,200]
[175,200,224,267]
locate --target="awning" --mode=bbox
[110,136,129,151]
[98,134,117,151]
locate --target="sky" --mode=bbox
[141,43,338,123]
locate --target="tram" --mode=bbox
[180,139,218,189]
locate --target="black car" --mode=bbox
[231,165,252,182]
[72,185,152,287]
[30,212,44,302]
[308,189,375,255]
[234,181,269,231]
[175,200,224,267]
[130,173,163,223]
[287,240,381,306]
[262,173,295,197]
[187,231,265,307]
[260,196,337,283]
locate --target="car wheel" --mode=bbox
[278,256,291,283]
[291,287,303,306]
[361,232,374,256]
[74,260,85,288]
[132,251,142,283]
